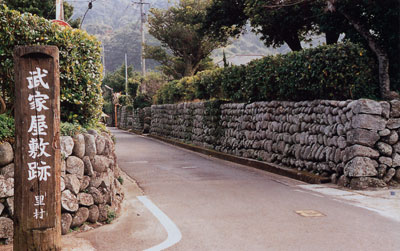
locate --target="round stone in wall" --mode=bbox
[61,213,72,235]
[78,193,94,207]
[73,134,85,158]
[61,190,79,212]
[71,207,89,228]
[0,142,13,167]
[60,136,74,158]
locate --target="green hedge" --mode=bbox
[0,5,103,125]
[0,114,14,143]
[155,43,379,104]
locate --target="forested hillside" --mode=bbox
[66,0,272,72]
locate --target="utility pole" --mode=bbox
[125,53,128,94]
[133,1,150,77]
[56,0,64,20]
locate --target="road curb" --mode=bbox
[145,134,330,184]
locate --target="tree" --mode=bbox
[204,0,399,98]
[144,45,214,79]
[102,64,138,94]
[146,0,227,78]
[127,79,140,99]
[246,0,318,51]
[200,0,248,43]
[203,0,331,51]
[136,71,167,99]
[326,0,399,99]
[4,0,74,20]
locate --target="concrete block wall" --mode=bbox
[149,99,400,189]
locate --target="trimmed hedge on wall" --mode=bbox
[155,43,379,104]
[0,5,103,125]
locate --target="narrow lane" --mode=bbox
[113,128,400,251]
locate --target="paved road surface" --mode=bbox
[113,128,400,251]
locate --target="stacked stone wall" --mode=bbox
[143,107,151,133]
[151,101,222,148]
[118,106,131,129]
[150,99,400,189]
[117,106,151,133]
[131,108,145,131]
[0,131,124,243]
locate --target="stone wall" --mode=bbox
[151,102,222,148]
[0,130,124,244]
[150,99,400,189]
[118,106,151,133]
[118,106,130,129]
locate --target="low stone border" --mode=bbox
[0,130,124,244]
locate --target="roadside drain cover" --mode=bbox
[295,210,325,217]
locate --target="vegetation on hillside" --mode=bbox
[67,0,271,73]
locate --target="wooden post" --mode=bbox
[13,46,61,251]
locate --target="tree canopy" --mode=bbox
[102,64,138,94]
[203,0,345,51]
[146,0,227,78]
[203,0,399,98]
[4,0,74,20]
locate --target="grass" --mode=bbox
[117,176,124,185]
[106,210,116,224]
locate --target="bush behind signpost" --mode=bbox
[0,5,103,125]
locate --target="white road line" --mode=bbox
[137,196,182,251]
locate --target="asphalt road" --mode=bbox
[112,128,400,251]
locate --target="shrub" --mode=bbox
[118,95,131,106]
[60,121,107,137]
[125,105,133,112]
[154,80,184,105]
[133,94,152,109]
[127,79,140,98]
[117,176,124,185]
[60,122,87,136]
[106,209,116,224]
[0,5,103,125]
[0,114,14,142]
[103,101,113,115]
[154,42,379,104]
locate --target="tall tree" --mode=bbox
[4,0,74,20]
[200,0,248,43]
[204,0,399,98]
[146,0,227,78]
[203,0,329,51]
[248,0,319,51]
[327,0,399,99]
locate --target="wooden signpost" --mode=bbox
[13,46,61,250]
